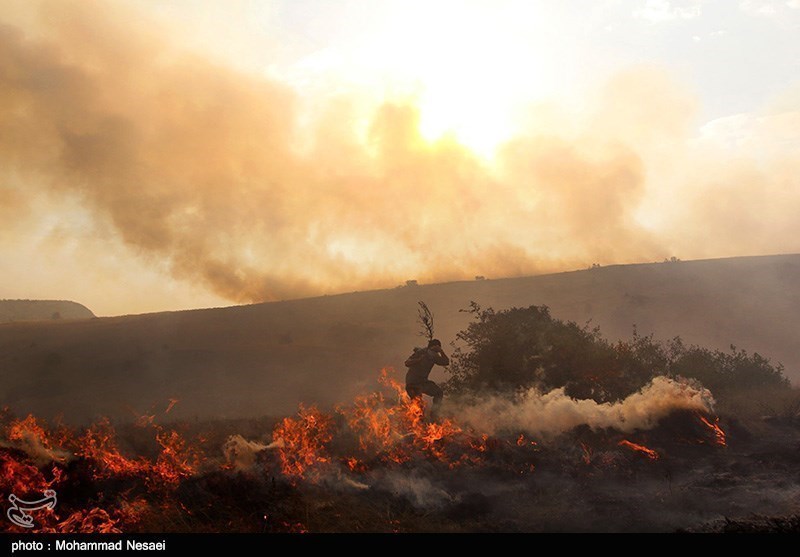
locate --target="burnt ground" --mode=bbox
[4,409,800,533]
[120,412,800,532]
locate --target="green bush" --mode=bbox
[446,303,788,402]
[667,338,789,394]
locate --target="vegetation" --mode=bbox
[446,303,789,402]
[416,301,435,341]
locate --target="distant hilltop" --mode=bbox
[0,300,95,323]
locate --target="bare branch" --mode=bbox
[417,301,435,341]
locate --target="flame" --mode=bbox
[76,418,149,477]
[0,368,733,532]
[8,415,51,448]
[73,416,200,490]
[272,404,334,481]
[696,413,727,447]
[336,368,465,466]
[166,398,179,414]
[134,414,156,428]
[580,442,593,465]
[149,428,200,490]
[339,377,403,457]
[345,456,367,473]
[0,450,49,494]
[618,439,659,460]
[55,508,122,534]
[516,434,537,447]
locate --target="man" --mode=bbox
[404,339,449,411]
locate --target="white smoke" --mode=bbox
[372,470,454,509]
[451,376,715,438]
[0,435,72,467]
[222,434,282,472]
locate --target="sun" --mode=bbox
[416,72,518,159]
[356,1,550,160]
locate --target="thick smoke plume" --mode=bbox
[1,1,798,306]
[451,376,715,438]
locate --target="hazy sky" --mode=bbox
[1,0,798,316]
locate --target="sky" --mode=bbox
[0,0,798,316]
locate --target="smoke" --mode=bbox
[451,376,715,438]
[1,435,72,467]
[370,470,454,509]
[1,1,798,309]
[222,434,282,472]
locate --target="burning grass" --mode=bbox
[0,368,740,533]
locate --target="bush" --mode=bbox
[446,303,788,402]
[668,338,789,394]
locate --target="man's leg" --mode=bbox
[406,383,422,400]
[425,381,443,407]
[419,380,443,419]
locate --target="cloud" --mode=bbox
[634,0,703,23]
[740,0,800,16]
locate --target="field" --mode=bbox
[3,371,800,533]
[2,254,800,533]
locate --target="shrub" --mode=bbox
[446,303,788,402]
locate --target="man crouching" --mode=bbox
[404,339,449,415]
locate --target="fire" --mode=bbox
[166,399,179,414]
[336,368,465,466]
[8,415,51,448]
[76,418,149,477]
[150,428,200,490]
[55,508,122,534]
[0,450,50,494]
[0,369,736,532]
[134,414,156,428]
[696,414,727,447]
[580,442,593,465]
[345,456,366,473]
[516,434,537,447]
[415,419,461,460]
[272,404,334,481]
[618,440,659,460]
[339,379,403,456]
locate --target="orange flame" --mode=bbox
[272,404,334,481]
[336,368,465,467]
[580,442,593,465]
[696,414,727,447]
[150,428,200,490]
[8,415,51,448]
[76,418,149,477]
[55,508,122,534]
[0,451,49,494]
[618,439,659,460]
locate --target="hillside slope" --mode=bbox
[0,300,95,323]
[0,254,797,423]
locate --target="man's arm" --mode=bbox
[432,349,450,366]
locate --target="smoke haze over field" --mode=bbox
[1,0,799,314]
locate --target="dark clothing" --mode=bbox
[405,347,449,408]
[404,347,449,384]
[406,380,443,404]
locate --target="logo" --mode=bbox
[7,490,57,529]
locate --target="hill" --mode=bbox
[0,300,95,323]
[0,254,797,424]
